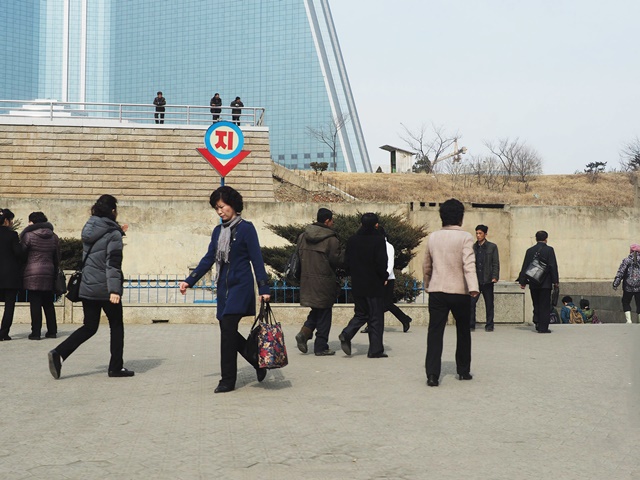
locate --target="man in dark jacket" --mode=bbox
[153,91,166,124]
[338,213,389,358]
[518,230,560,333]
[295,208,343,356]
[470,224,500,332]
[230,96,243,125]
[210,93,222,122]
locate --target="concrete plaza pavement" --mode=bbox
[0,321,638,480]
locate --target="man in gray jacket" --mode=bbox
[295,208,343,356]
[470,224,500,332]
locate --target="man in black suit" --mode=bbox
[517,230,559,333]
[338,213,389,358]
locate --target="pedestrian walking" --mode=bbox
[294,208,344,356]
[517,230,560,333]
[338,213,389,358]
[179,186,270,393]
[48,195,133,379]
[612,243,640,323]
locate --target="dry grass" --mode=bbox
[300,172,636,207]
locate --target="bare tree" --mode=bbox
[400,123,461,173]
[484,137,543,187]
[620,137,640,172]
[307,113,350,171]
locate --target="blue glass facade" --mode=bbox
[0,0,371,172]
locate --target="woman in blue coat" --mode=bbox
[180,186,270,393]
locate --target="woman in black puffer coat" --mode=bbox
[21,212,60,340]
[0,209,24,341]
[48,195,134,380]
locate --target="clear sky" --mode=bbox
[329,0,640,174]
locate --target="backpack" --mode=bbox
[591,311,602,324]
[283,233,304,282]
[625,260,640,289]
[549,309,560,324]
[569,306,584,324]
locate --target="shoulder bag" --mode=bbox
[525,245,549,285]
[65,242,96,302]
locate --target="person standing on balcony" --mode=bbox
[0,209,23,341]
[48,195,133,379]
[20,211,60,340]
[295,208,344,356]
[230,96,243,125]
[153,91,166,124]
[470,224,500,332]
[179,186,271,393]
[210,93,222,122]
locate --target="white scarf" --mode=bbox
[214,215,242,283]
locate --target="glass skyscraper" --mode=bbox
[0,0,371,172]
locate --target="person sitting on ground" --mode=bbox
[579,299,595,323]
[560,296,585,324]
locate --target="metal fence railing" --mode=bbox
[14,277,426,305]
[0,99,265,127]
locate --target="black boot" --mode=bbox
[295,326,313,354]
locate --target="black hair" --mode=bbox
[360,212,379,232]
[157,91,162,95]
[317,208,333,223]
[476,224,488,234]
[0,208,15,224]
[562,296,572,304]
[91,194,118,221]
[535,230,548,242]
[210,186,243,213]
[28,211,48,224]
[579,299,590,309]
[439,199,464,227]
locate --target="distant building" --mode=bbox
[0,0,371,172]
[380,145,415,173]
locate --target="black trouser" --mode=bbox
[218,314,259,387]
[232,115,240,125]
[0,289,18,338]
[384,279,411,323]
[426,292,471,378]
[28,290,57,336]
[303,307,332,353]
[342,295,385,356]
[621,291,640,313]
[212,110,220,122]
[155,108,165,124]
[56,299,124,372]
[470,282,495,329]
[530,287,551,332]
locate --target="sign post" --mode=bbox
[197,121,251,186]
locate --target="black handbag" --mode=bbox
[525,246,549,285]
[65,242,95,302]
[54,268,67,296]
